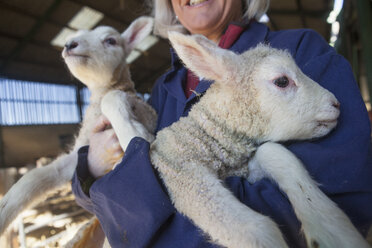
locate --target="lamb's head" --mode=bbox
[169,32,340,143]
[62,17,153,90]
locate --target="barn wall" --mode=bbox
[2,124,80,167]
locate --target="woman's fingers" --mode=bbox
[87,118,124,178]
[92,115,112,133]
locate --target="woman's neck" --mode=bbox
[200,17,245,44]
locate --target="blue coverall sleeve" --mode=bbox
[72,138,177,247]
[71,146,96,214]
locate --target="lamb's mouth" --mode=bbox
[64,54,90,66]
[64,54,90,61]
[66,54,89,58]
[188,0,210,6]
[317,119,337,128]
[62,48,90,60]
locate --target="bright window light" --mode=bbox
[331,21,340,34]
[51,6,104,47]
[126,35,159,64]
[68,6,104,30]
[0,78,80,125]
[51,27,76,47]
[327,0,343,23]
[136,35,159,52]
[259,14,270,23]
[327,0,344,46]
[126,50,141,64]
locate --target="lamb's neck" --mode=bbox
[187,104,259,167]
[76,76,136,150]
[88,78,135,104]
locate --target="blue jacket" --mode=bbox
[72,21,372,248]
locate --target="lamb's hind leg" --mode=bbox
[253,142,370,248]
[0,151,78,235]
[152,156,288,248]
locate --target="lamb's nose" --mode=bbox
[65,41,78,51]
[332,101,340,110]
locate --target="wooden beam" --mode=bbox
[0,124,4,167]
[76,84,83,122]
[295,0,307,28]
[0,1,76,31]
[268,9,328,18]
[0,31,62,54]
[0,0,63,73]
[1,74,79,87]
[268,16,279,31]
[67,0,130,27]
[356,0,372,102]
[135,63,170,93]
[0,81,4,166]
[0,56,63,69]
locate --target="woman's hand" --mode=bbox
[87,115,124,178]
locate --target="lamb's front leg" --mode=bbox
[152,155,288,248]
[101,90,154,151]
[252,142,370,248]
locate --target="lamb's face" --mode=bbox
[61,16,154,90]
[62,26,126,89]
[245,50,340,141]
[168,32,340,143]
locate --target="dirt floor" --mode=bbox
[1,183,92,248]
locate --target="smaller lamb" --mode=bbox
[0,17,157,238]
[103,32,371,248]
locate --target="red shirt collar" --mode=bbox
[218,22,247,49]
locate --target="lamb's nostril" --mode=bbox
[332,101,340,110]
[65,41,78,51]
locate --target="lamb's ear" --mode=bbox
[168,31,238,81]
[122,16,154,54]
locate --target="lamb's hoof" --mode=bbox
[302,222,370,248]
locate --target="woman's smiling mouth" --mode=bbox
[188,0,211,7]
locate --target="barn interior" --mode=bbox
[0,0,371,247]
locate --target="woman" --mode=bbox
[72,0,372,247]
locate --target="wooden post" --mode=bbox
[76,84,83,122]
[0,106,4,168]
[356,0,372,101]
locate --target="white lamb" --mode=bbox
[103,32,370,248]
[0,17,157,238]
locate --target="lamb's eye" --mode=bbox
[273,76,289,88]
[104,38,117,46]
